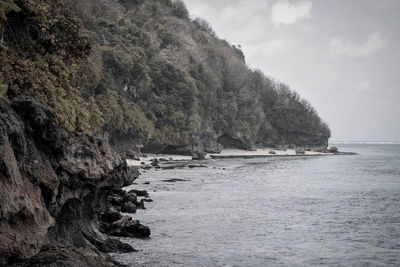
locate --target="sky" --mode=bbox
[183,0,400,141]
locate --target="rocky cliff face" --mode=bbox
[0,97,139,266]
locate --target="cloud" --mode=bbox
[271,0,313,27]
[356,81,372,92]
[327,33,387,59]
[248,39,290,56]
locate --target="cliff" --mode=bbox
[0,1,331,265]
[0,97,144,266]
[1,0,330,157]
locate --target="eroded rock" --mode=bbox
[0,97,143,265]
[100,208,122,224]
[101,216,150,238]
[121,202,137,213]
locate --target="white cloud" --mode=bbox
[356,81,372,92]
[327,33,387,59]
[271,0,313,27]
[249,39,290,56]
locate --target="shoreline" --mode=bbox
[126,148,356,167]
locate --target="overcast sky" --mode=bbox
[183,0,400,141]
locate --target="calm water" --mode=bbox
[113,144,400,266]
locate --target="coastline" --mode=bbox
[111,144,400,266]
[126,148,356,167]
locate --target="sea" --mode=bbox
[112,143,400,266]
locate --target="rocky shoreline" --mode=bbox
[0,97,353,267]
[0,97,152,266]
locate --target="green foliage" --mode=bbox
[77,58,102,93]
[169,0,189,19]
[3,53,91,131]
[193,18,216,37]
[88,97,104,133]
[97,90,154,139]
[2,0,330,148]
[117,0,144,10]
[0,0,93,131]
[156,24,181,49]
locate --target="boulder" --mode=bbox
[128,189,149,198]
[125,150,140,160]
[99,208,121,224]
[121,202,137,213]
[101,216,150,238]
[123,193,137,203]
[192,152,206,160]
[136,199,146,210]
[108,194,124,206]
[150,158,159,166]
[295,148,306,155]
[329,147,339,153]
[122,166,140,187]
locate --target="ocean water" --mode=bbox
[113,144,400,266]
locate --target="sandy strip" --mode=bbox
[127,154,192,167]
[126,149,332,166]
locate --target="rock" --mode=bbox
[217,133,253,150]
[111,189,127,197]
[162,144,192,155]
[128,189,149,198]
[192,152,206,160]
[108,194,124,206]
[269,150,276,155]
[329,147,339,153]
[188,164,207,168]
[163,178,188,182]
[162,166,176,170]
[101,216,151,238]
[83,233,135,254]
[99,208,121,224]
[0,97,144,265]
[123,193,137,203]
[121,202,137,213]
[150,158,159,166]
[136,199,146,210]
[295,148,306,155]
[91,238,136,254]
[125,150,140,160]
[122,166,140,187]
[20,244,118,267]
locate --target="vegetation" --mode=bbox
[1,0,330,148]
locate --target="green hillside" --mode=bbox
[0,0,330,154]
